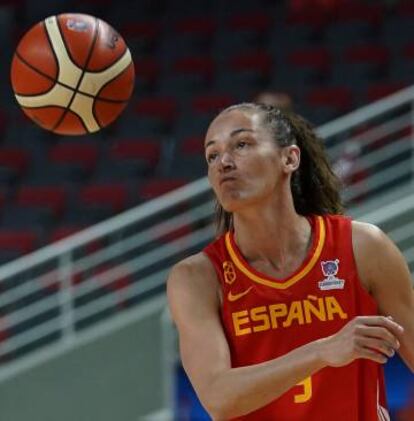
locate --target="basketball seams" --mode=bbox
[41,20,60,80]
[13,53,128,103]
[13,52,56,97]
[84,43,127,74]
[55,15,89,71]
[94,57,134,102]
[92,99,128,129]
[62,109,89,134]
[92,60,133,127]
[53,16,101,133]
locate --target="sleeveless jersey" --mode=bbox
[203,214,389,421]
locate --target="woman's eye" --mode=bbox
[237,141,247,149]
[207,153,218,163]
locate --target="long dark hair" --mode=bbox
[214,103,344,234]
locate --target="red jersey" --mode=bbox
[203,214,389,421]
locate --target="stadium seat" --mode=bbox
[213,12,272,56]
[286,3,332,27]
[173,56,215,82]
[334,0,383,26]
[332,44,390,88]
[0,229,37,254]
[277,46,331,88]
[48,225,84,243]
[214,51,272,95]
[325,22,377,49]
[228,12,272,32]
[48,142,98,177]
[191,93,235,115]
[288,46,332,74]
[306,86,353,112]
[345,44,389,67]
[181,136,204,156]
[16,185,67,217]
[396,0,414,17]
[174,16,217,37]
[118,18,162,56]
[134,58,160,91]
[138,178,188,201]
[133,96,178,135]
[173,16,217,52]
[109,138,162,176]
[382,16,414,48]
[93,263,133,309]
[158,55,215,96]
[0,148,30,184]
[79,183,129,213]
[365,82,407,103]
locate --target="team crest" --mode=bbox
[318,259,345,291]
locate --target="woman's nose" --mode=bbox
[220,152,235,171]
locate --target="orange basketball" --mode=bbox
[10,13,135,135]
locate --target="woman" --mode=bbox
[167,103,414,420]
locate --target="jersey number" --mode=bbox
[294,376,312,403]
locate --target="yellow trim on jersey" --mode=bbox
[225,216,326,290]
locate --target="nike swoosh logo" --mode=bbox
[227,287,253,302]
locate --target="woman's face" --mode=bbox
[205,109,298,213]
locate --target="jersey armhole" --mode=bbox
[201,249,224,306]
[349,219,379,310]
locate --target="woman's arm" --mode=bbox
[353,221,414,372]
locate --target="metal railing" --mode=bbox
[1,84,414,383]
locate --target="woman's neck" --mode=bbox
[232,196,312,271]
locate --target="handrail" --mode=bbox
[317,85,414,139]
[0,177,211,282]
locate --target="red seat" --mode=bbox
[403,43,414,60]
[94,263,132,308]
[0,230,37,253]
[134,58,160,85]
[229,51,272,75]
[174,16,217,36]
[306,86,353,111]
[111,139,161,167]
[228,12,272,32]
[173,56,215,80]
[0,316,8,345]
[345,45,389,66]
[397,0,414,17]
[335,0,383,25]
[365,82,407,103]
[120,21,161,41]
[16,186,67,216]
[79,183,128,213]
[139,178,187,200]
[0,108,9,135]
[288,47,332,72]
[0,148,30,176]
[157,224,192,243]
[49,225,83,243]
[0,191,6,209]
[286,0,334,26]
[181,136,204,155]
[192,93,234,115]
[134,97,178,123]
[49,143,98,173]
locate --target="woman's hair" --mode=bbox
[214,103,344,234]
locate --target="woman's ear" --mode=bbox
[282,145,301,173]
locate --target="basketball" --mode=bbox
[10,13,135,135]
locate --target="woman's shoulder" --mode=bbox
[167,252,219,293]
